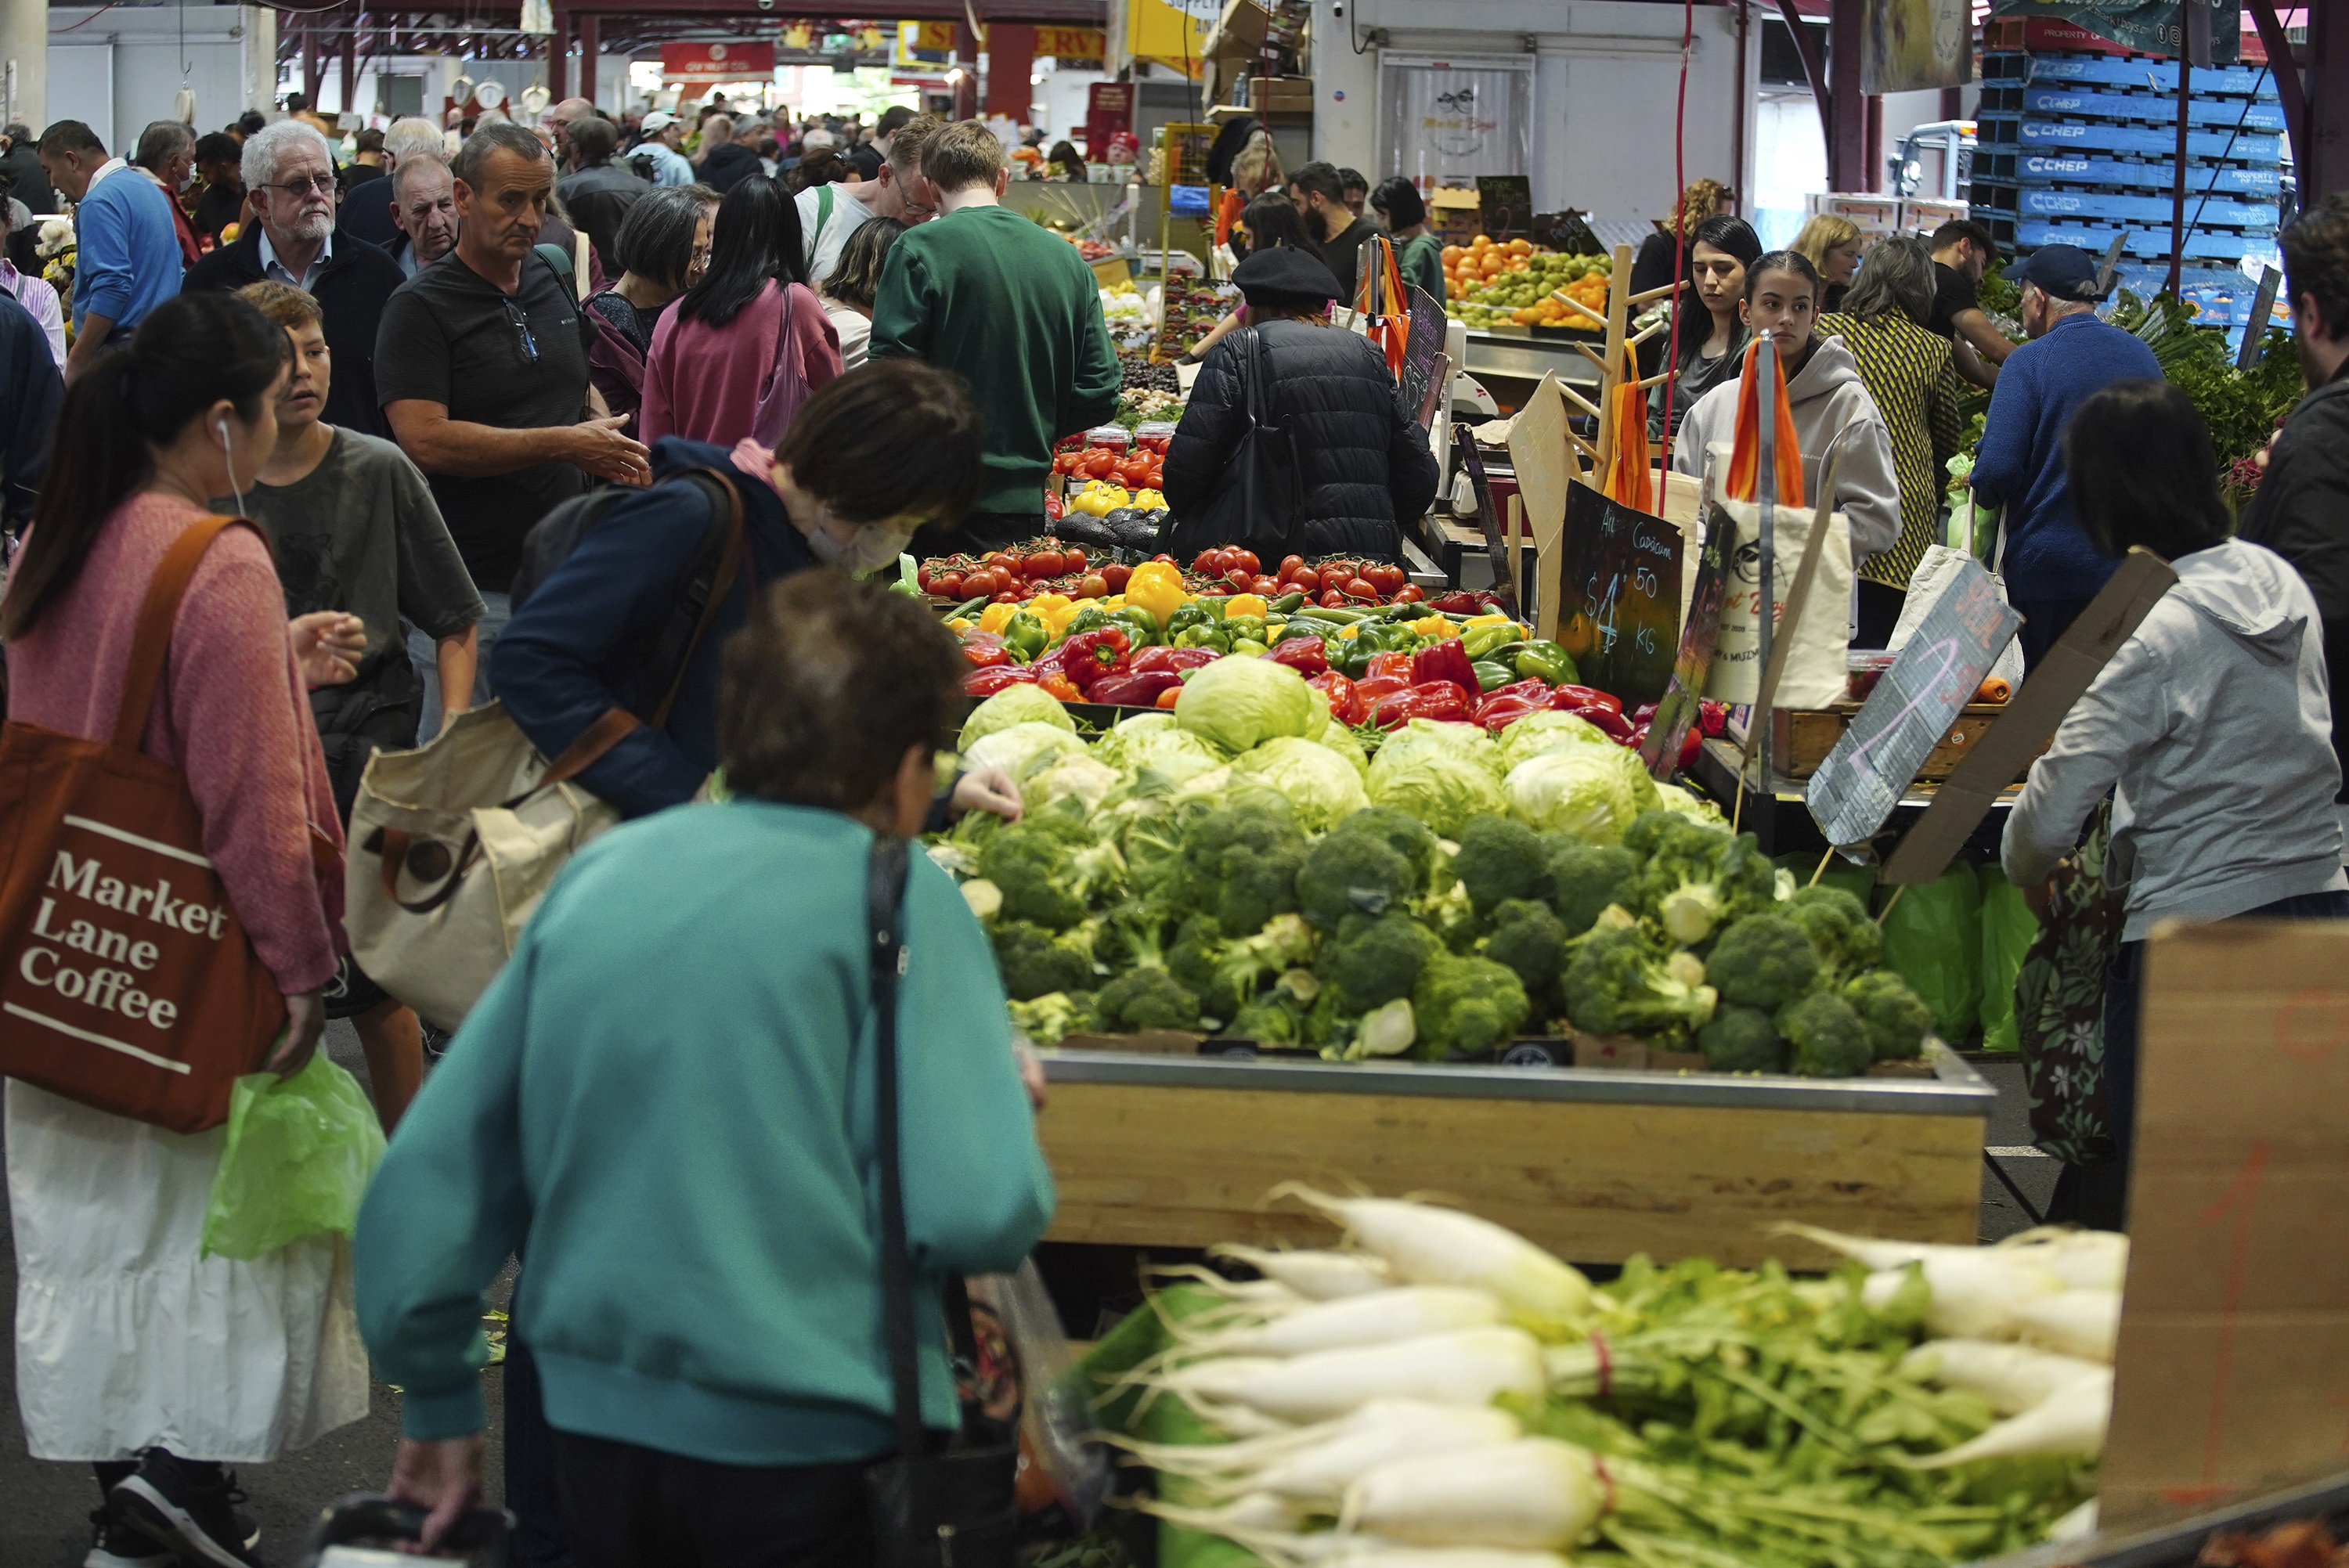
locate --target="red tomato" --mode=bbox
[983,551,1019,572]
[1200,582,1234,597]
[1077,572,1109,599]
[1249,575,1281,596]
[1229,549,1261,577]
[1279,554,1308,581]
[1392,583,1426,604]
[1343,578,1381,601]
[1194,548,1229,576]
[1062,546,1087,568]
[1150,553,1177,564]
[1100,562,1133,592]
[1319,589,1348,608]
[1084,452,1115,479]
[1145,467,1164,488]
[1025,550,1066,579]
[1225,566,1254,590]
[1366,563,1407,593]
[935,572,965,599]
[916,568,934,592]
[992,590,1019,604]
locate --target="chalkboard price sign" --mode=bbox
[1477,175,1532,243]
[1559,479,1682,706]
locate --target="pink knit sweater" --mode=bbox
[639,279,842,448]
[7,492,345,993]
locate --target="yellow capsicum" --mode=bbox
[1124,562,1186,625]
[1030,593,1078,634]
[977,600,1019,634]
[1410,616,1460,640]
[1462,613,1516,631]
[1224,593,1269,620]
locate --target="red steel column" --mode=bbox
[549,8,569,103]
[579,11,599,106]
[1826,0,1866,191]
[986,23,1034,121]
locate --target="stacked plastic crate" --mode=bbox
[1971,45,2287,342]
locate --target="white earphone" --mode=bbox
[219,416,246,517]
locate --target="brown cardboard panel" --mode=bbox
[1879,547,2177,886]
[2101,921,2349,1525]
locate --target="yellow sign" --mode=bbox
[1036,26,1106,60]
[900,20,960,56]
[1127,0,1209,76]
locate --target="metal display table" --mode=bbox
[1035,1042,1994,1270]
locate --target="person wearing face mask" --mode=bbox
[491,360,1027,824]
[186,119,408,440]
[1672,249,1903,568]
[0,291,369,1568]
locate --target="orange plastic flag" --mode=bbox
[1604,379,1653,512]
[1722,337,1806,509]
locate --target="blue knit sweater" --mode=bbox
[70,164,182,334]
[1970,310,2162,600]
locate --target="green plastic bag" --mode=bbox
[202,1053,387,1260]
[1879,863,1984,1043]
[1977,865,2038,1053]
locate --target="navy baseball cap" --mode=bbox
[2008,243,2103,302]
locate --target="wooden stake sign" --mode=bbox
[2102,921,2349,1527]
[1507,372,1575,643]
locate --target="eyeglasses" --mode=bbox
[262,174,337,197]
[501,297,539,365]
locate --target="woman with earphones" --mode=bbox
[0,292,370,1564]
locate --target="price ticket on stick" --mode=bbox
[1454,428,1522,622]
[1638,494,1734,780]
[1804,559,2019,851]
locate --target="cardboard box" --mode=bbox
[1247,76,1313,114]
[1429,186,1481,247]
[1203,0,1270,62]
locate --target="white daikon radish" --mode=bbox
[1177,1287,1506,1358]
[1859,1253,2067,1339]
[1340,1439,1607,1549]
[1139,1492,1312,1536]
[1227,1403,1523,1506]
[1155,1327,1546,1425]
[1901,1339,2109,1415]
[1210,1245,1397,1301]
[1773,1222,1994,1271]
[2000,1227,2129,1291]
[2047,1499,2099,1543]
[2012,1289,2121,1364]
[1271,1186,1593,1333]
[1149,1264,1310,1310]
[1896,1368,2112,1466]
[1191,1400,1301,1440]
[1110,1398,1506,1480]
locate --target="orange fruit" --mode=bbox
[1470,234,1493,251]
[1512,306,1540,326]
[1441,244,1465,265]
[1506,238,1532,257]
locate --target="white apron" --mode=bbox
[7,1077,370,1462]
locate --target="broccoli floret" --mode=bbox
[1230,992,1304,1047]
[1563,925,1719,1042]
[1778,989,1874,1077]
[1412,951,1531,1059]
[1452,815,1550,916]
[1697,1005,1786,1073]
[1482,898,1567,1005]
[1179,798,1308,934]
[1544,838,1643,936]
[1844,970,1932,1061]
[1297,824,1418,930]
[990,919,1095,1001]
[1006,992,1093,1046]
[1319,911,1437,1012]
[977,814,1124,929]
[1622,809,1694,860]
[1705,913,1824,1012]
[1330,806,1442,890]
[1784,885,1883,981]
[1622,820,1779,947]
[1094,965,1202,1033]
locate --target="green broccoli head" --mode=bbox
[1319,910,1437,1012]
[1844,970,1932,1061]
[1181,798,1308,934]
[1622,809,1696,860]
[1006,991,1095,1046]
[1230,992,1304,1047]
[1412,950,1531,1060]
[1297,824,1418,930]
[978,818,1091,928]
[1778,989,1874,1077]
[1696,1004,1786,1073]
[1452,814,1550,917]
[1621,821,1779,947]
[1482,898,1567,1004]
[1784,885,1884,980]
[1706,913,1824,1012]
[1330,806,1442,890]
[1094,964,1203,1033]
[1563,925,1719,1042]
[1544,838,1642,936]
[990,920,1096,1001]
[1213,913,1319,1010]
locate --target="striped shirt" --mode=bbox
[1819,310,1967,589]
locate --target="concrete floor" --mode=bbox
[1,1042,2058,1563]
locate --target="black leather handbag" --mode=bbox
[1167,326,1303,559]
[862,835,1021,1568]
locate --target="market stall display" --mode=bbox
[1444,244,1615,331]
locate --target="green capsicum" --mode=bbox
[1461,623,1521,661]
[1063,607,1117,640]
[1516,640,1579,686]
[1222,615,1268,645]
[1110,606,1161,647]
[1229,638,1268,656]
[1166,602,1217,638]
[1470,660,1517,693]
[1175,625,1230,651]
[1002,610,1050,661]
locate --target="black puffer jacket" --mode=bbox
[1163,318,1442,561]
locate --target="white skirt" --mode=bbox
[7,1077,370,1462]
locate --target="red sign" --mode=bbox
[661,41,778,85]
[1083,81,1131,160]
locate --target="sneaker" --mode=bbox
[83,1505,171,1568]
[111,1450,261,1568]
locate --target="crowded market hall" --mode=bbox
[2,0,2348,1562]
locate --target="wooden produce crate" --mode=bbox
[1770,701,2037,783]
[1033,1043,1994,1270]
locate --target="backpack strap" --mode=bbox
[114,514,255,752]
[644,466,746,727]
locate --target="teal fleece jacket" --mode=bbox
[352,802,1055,1465]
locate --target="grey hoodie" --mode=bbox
[1670,332,1904,561]
[2004,539,2346,939]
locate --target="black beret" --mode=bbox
[1232,245,1344,308]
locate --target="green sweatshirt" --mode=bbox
[868,202,1122,516]
[352,801,1055,1466]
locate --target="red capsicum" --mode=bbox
[1699,699,1729,737]
[1134,645,1219,674]
[1307,670,1365,726]
[1632,722,1702,773]
[1562,701,1637,743]
[1548,684,1624,715]
[1351,674,1413,713]
[1055,627,1134,694]
[962,665,1041,696]
[1473,690,1551,733]
[962,634,1012,669]
[1364,651,1416,683]
[1088,669,1187,707]
[1373,680,1472,730]
[1264,638,1330,677]
[1411,639,1478,694]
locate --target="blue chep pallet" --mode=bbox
[2008,84,2288,131]
[2015,218,2274,261]
[2002,187,2277,228]
[1986,115,2284,163]
[2006,54,2278,98]
[2004,153,2280,194]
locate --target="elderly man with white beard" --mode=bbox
[183,117,408,437]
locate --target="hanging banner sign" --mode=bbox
[1863,0,1972,94]
[1036,26,1107,60]
[661,41,778,85]
[1989,0,2240,62]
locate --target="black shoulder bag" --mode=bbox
[1167,326,1303,560]
[863,834,1021,1568]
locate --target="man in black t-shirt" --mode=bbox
[1927,218,2017,390]
[1289,160,1383,303]
[374,121,649,722]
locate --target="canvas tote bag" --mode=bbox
[0,515,302,1132]
[345,479,746,1032]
